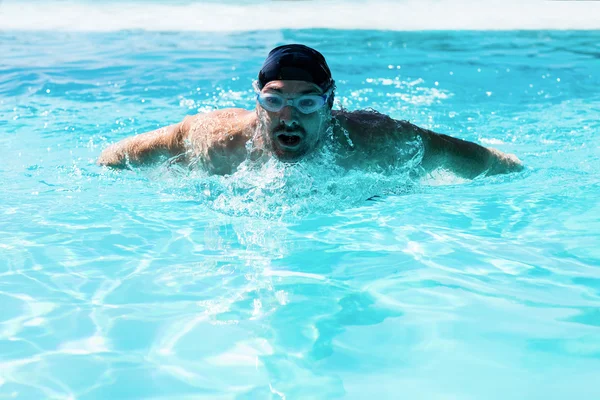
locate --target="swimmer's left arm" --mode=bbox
[334,110,522,178]
[398,121,524,178]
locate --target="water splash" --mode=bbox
[159,134,423,219]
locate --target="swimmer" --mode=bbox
[97,44,523,178]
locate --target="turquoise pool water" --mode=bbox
[2,12,600,400]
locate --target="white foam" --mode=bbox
[1,0,599,31]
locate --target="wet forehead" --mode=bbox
[263,80,322,95]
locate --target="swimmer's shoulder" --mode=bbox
[333,109,397,132]
[182,108,256,174]
[332,109,416,149]
[183,108,256,145]
[182,108,255,136]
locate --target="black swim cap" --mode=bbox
[258,44,334,92]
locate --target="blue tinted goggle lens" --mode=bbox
[257,92,328,114]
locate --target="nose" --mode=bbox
[278,105,299,128]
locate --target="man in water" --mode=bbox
[98,44,522,178]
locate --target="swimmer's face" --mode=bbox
[256,80,331,162]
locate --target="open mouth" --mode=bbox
[275,132,302,149]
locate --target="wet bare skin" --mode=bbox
[177,109,419,175]
[97,80,523,178]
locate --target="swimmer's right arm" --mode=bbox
[97,117,191,168]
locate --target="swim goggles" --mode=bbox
[255,87,332,114]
